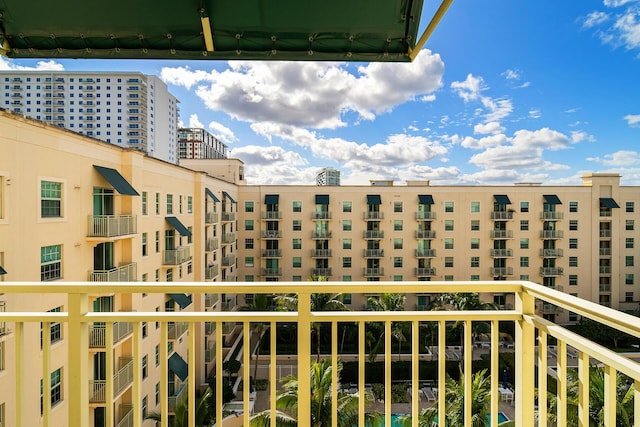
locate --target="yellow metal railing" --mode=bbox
[1,281,640,427]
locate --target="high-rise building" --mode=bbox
[177,128,228,160]
[0,71,180,164]
[316,167,341,186]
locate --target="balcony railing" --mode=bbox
[89,262,137,282]
[205,211,218,224]
[167,322,188,340]
[89,322,133,347]
[540,230,564,239]
[540,248,564,257]
[222,233,236,243]
[205,265,219,280]
[87,215,137,237]
[262,249,282,257]
[490,211,514,220]
[312,230,332,239]
[261,230,282,239]
[116,404,133,427]
[363,249,384,258]
[222,255,236,267]
[2,281,640,427]
[311,268,332,277]
[162,247,191,265]
[205,294,219,310]
[490,230,513,239]
[312,212,331,220]
[415,211,436,220]
[205,238,219,252]
[415,267,436,276]
[415,249,436,258]
[221,212,236,222]
[415,230,436,239]
[363,212,384,220]
[363,230,384,239]
[540,211,564,220]
[261,211,282,220]
[490,249,513,258]
[311,249,332,258]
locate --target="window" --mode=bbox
[179,195,183,214]
[343,294,352,304]
[155,231,160,253]
[520,220,529,231]
[142,355,148,379]
[569,275,578,286]
[245,238,254,249]
[520,238,529,249]
[142,273,147,282]
[245,220,254,231]
[626,201,634,213]
[626,220,634,231]
[245,275,254,282]
[156,383,160,405]
[470,257,480,267]
[166,269,173,282]
[292,257,302,268]
[41,245,62,281]
[394,220,403,231]
[142,233,148,256]
[155,345,160,366]
[142,191,148,215]
[626,238,634,249]
[343,201,352,212]
[393,257,403,268]
[569,238,578,249]
[569,256,578,267]
[444,238,454,249]
[155,193,160,214]
[166,194,173,214]
[292,238,302,249]
[520,257,529,267]
[142,396,148,419]
[342,276,352,283]
[293,276,302,281]
[520,201,529,213]
[444,257,454,267]
[569,201,578,213]
[187,196,193,214]
[471,220,480,231]
[245,201,254,212]
[470,238,480,249]
[444,220,454,231]
[470,201,480,213]
[142,322,148,338]
[444,201,454,213]
[394,238,403,249]
[41,368,63,412]
[41,306,62,345]
[626,274,634,285]
[343,257,352,268]
[41,181,62,217]
[625,292,634,302]
[393,275,403,281]
[293,220,302,231]
[394,201,403,212]
[292,201,302,212]
[155,269,159,282]
[342,220,352,231]
[626,256,634,267]
[343,239,352,249]
[569,220,578,231]
[245,257,254,267]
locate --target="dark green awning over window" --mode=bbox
[165,216,192,237]
[223,191,236,204]
[493,194,511,205]
[93,165,139,196]
[418,195,434,205]
[168,352,189,382]
[543,194,562,205]
[367,195,382,205]
[169,293,192,309]
[315,195,329,205]
[0,265,6,275]
[600,198,620,208]
[265,194,279,204]
[205,188,220,202]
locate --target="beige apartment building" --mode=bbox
[1,107,640,425]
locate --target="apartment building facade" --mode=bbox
[177,128,228,160]
[316,167,341,186]
[0,71,180,164]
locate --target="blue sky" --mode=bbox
[2,0,640,185]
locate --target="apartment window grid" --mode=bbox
[245,257,254,267]
[179,195,183,214]
[626,274,634,285]
[155,345,160,366]
[343,239,352,250]
[245,201,254,212]
[342,220,352,231]
[471,220,480,231]
[394,238,403,249]
[626,256,634,267]
[626,201,635,213]
[520,238,529,249]
[40,181,62,218]
[155,231,160,253]
[445,220,454,231]
[445,257,454,267]
[142,355,148,379]
[520,220,529,231]
[569,220,578,231]
[393,257,403,268]
[444,201,454,213]
[569,201,578,213]
[471,201,480,213]
[626,220,634,231]
[292,238,302,249]
[625,292,634,302]
[156,383,160,405]
[569,238,578,249]
[470,238,480,249]
[626,238,634,249]
[142,232,148,256]
[569,275,578,286]
[293,276,302,281]
[343,257,352,268]
[394,220,403,231]
[292,201,302,212]
[443,238,453,249]
[293,220,302,231]
[292,257,302,268]
[40,368,62,413]
[245,238,254,249]
[470,256,480,268]
[520,257,529,267]
[155,269,159,282]
[470,275,480,281]
[343,201,352,212]
[155,193,160,214]
[393,201,403,213]
[520,201,529,213]
[342,276,352,282]
[142,191,148,215]
[569,256,578,267]
[166,269,173,282]
[41,244,62,281]
[444,275,454,281]
[187,196,193,213]
[142,396,148,419]
[245,220,254,231]
[166,194,173,214]
[142,322,148,338]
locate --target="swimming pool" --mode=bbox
[389,411,509,426]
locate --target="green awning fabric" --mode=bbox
[165,216,192,237]
[93,165,139,196]
[418,195,434,205]
[265,194,279,205]
[367,195,382,205]
[205,188,220,202]
[315,194,329,205]
[600,198,620,208]
[0,265,6,275]
[543,194,562,205]
[169,293,192,309]
[168,352,189,382]
[222,191,236,204]
[0,0,451,63]
[493,194,512,205]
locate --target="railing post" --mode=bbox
[68,292,89,426]
[515,289,535,427]
[297,291,311,426]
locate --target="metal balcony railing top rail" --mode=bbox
[1,281,640,427]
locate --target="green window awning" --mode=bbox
[0,265,6,275]
[600,198,620,208]
[93,165,139,196]
[367,195,382,205]
[169,293,192,309]
[418,195,434,205]
[205,188,220,202]
[265,194,279,204]
[315,194,329,205]
[223,191,236,204]
[168,352,189,382]
[494,194,511,205]
[543,194,562,205]
[165,216,192,237]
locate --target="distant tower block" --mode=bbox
[316,167,341,186]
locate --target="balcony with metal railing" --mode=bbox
[89,322,133,348]
[415,267,437,277]
[162,247,191,265]
[363,249,384,258]
[222,255,236,267]
[222,232,236,243]
[312,230,333,239]
[221,212,236,222]
[261,230,282,239]
[415,211,436,220]
[312,268,332,277]
[415,230,436,239]
[87,215,137,238]
[540,248,564,257]
[2,281,640,427]
[205,265,219,280]
[363,230,384,239]
[89,262,137,282]
[262,249,282,258]
[205,211,218,224]
[312,212,331,220]
[540,211,564,220]
[206,237,219,252]
[311,249,332,258]
[261,211,282,220]
[490,211,514,220]
[415,249,436,258]
[490,230,513,239]
[490,248,513,258]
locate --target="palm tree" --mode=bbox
[433,292,498,350]
[366,293,406,362]
[145,389,212,427]
[250,359,381,427]
[239,293,273,384]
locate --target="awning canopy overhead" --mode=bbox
[205,188,220,203]
[600,198,620,208]
[93,165,139,196]
[418,194,434,205]
[0,265,6,275]
[265,194,279,205]
[165,216,192,237]
[315,195,329,205]
[543,194,562,205]
[0,0,453,62]
[367,195,382,205]
[493,194,512,205]
[168,352,188,381]
[168,293,192,309]
[222,191,236,204]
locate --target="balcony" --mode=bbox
[206,238,219,252]
[205,265,219,280]
[87,215,137,238]
[162,247,191,265]
[490,249,513,258]
[261,230,282,239]
[312,230,333,239]
[363,267,384,277]
[261,267,282,276]
[2,281,640,427]
[490,211,514,220]
[540,248,564,258]
[415,230,436,239]
[363,212,384,220]
[89,262,137,282]
[167,322,188,340]
[311,268,332,277]
[89,322,133,348]
[262,249,282,258]
[599,247,611,256]
[415,267,436,277]
[363,230,384,239]
[222,233,236,243]
[540,267,564,276]
[540,230,564,239]
[221,212,236,221]
[222,255,236,267]
[205,211,218,224]
[116,404,133,427]
[540,211,564,220]
[261,211,282,220]
[311,249,332,258]
[363,249,384,258]
[415,249,436,258]
[490,230,513,239]
[312,212,331,220]
[415,211,436,220]
[490,267,513,276]
[204,294,219,310]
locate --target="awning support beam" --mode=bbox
[200,16,215,52]
[408,0,454,62]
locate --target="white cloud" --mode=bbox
[229,145,315,184]
[503,69,520,80]
[604,0,635,7]
[188,113,204,129]
[613,8,640,49]
[474,121,505,135]
[583,3,640,50]
[624,114,640,126]
[451,74,487,102]
[571,131,596,143]
[208,121,238,144]
[583,11,610,28]
[461,134,509,150]
[0,57,64,71]
[587,150,640,166]
[529,109,541,119]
